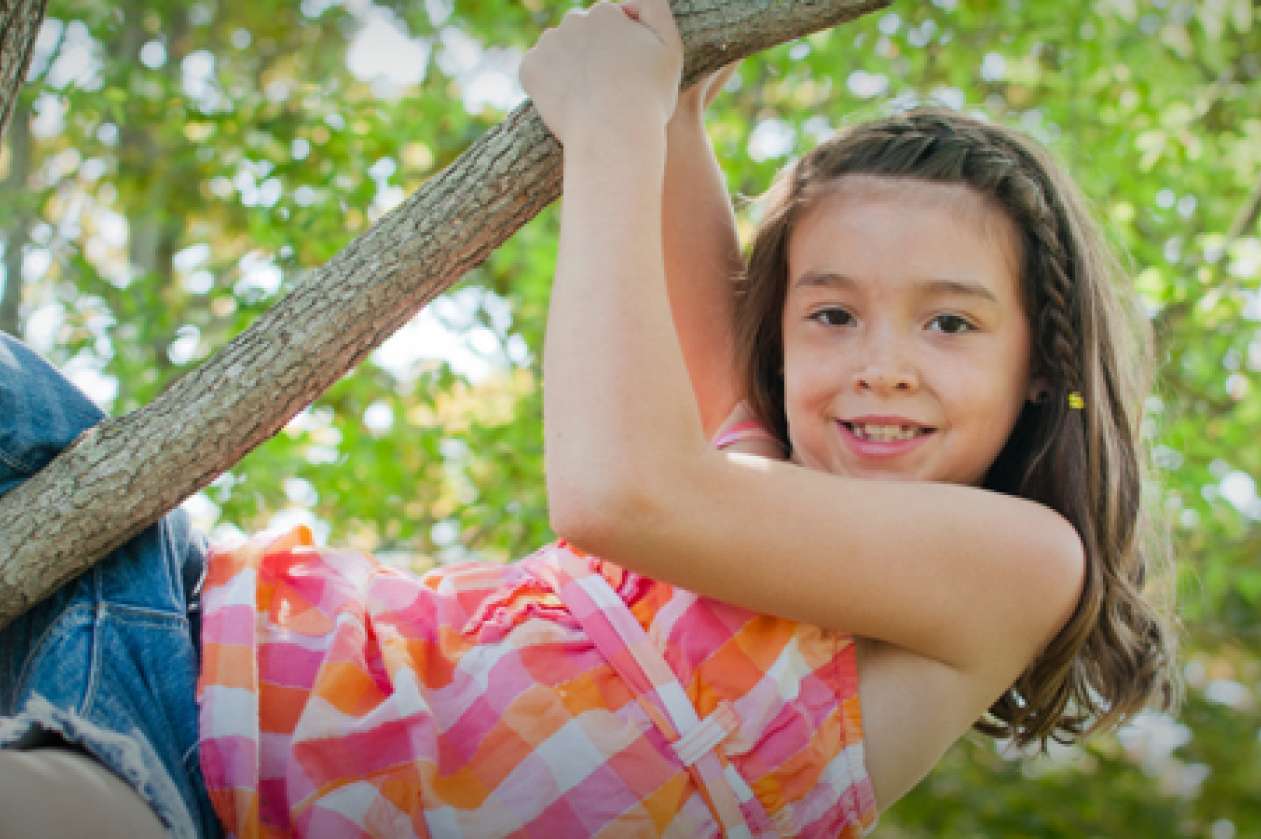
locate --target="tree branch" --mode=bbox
[0,0,891,628]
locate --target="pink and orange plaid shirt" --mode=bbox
[198,527,877,837]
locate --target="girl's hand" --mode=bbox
[520,0,683,147]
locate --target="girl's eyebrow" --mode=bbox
[793,270,1000,304]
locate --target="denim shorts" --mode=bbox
[0,334,223,838]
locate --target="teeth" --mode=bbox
[850,423,924,442]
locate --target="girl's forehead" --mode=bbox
[789,175,1023,284]
[802,174,1008,226]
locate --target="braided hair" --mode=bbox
[734,108,1175,747]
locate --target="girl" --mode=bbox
[0,2,1174,836]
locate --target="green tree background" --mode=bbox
[2,0,1258,835]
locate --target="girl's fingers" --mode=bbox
[634,0,683,53]
[521,0,682,142]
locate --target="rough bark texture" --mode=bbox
[0,0,46,144]
[0,0,890,628]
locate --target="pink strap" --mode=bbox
[525,549,758,838]
[713,420,784,452]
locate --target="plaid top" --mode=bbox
[198,527,877,838]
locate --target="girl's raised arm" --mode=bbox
[525,1,1083,698]
[525,0,703,517]
[663,69,744,437]
[665,69,785,458]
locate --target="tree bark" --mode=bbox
[0,0,890,628]
[0,0,46,145]
[1,96,30,335]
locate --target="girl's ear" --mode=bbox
[1027,377,1052,405]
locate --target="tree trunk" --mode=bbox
[0,0,46,145]
[119,0,189,386]
[1,96,30,336]
[0,0,890,628]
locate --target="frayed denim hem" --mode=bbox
[0,693,198,839]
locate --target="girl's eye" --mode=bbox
[810,307,854,327]
[928,314,975,334]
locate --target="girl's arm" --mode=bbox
[664,78,784,457]
[527,2,1083,691]
[663,69,744,437]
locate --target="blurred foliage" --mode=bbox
[1,0,1258,835]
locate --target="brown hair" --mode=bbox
[734,108,1176,747]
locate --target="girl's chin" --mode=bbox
[790,449,921,481]
[841,467,920,482]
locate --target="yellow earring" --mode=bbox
[1067,391,1085,410]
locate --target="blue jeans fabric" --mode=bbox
[0,334,222,838]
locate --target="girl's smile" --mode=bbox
[838,415,935,457]
[782,175,1040,486]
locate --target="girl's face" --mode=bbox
[781,175,1038,486]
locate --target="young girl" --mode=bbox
[0,2,1174,836]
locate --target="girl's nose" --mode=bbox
[853,361,919,394]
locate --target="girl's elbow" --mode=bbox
[547,444,704,556]
[1046,521,1088,631]
[1019,514,1088,655]
[547,488,609,550]
[1037,507,1086,591]
[546,469,650,555]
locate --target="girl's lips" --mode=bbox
[837,420,935,458]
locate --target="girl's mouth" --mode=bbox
[840,421,934,442]
[838,420,935,455]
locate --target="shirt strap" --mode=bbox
[712,419,785,453]
[526,548,758,839]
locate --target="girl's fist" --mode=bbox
[520,0,683,145]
